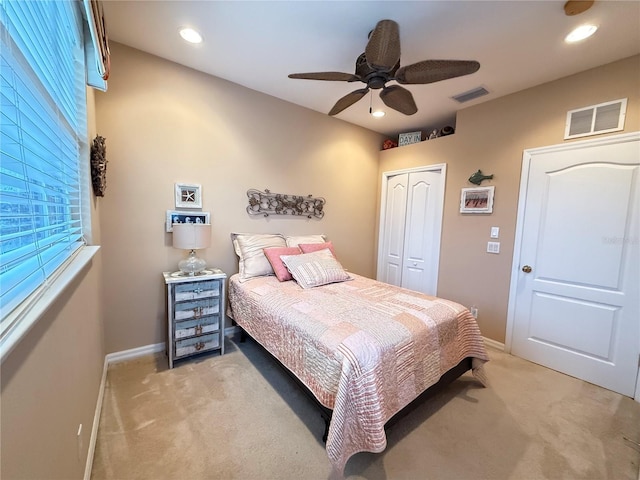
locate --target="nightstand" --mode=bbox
[163,269,226,368]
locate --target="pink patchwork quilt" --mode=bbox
[228,273,488,472]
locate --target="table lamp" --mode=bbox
[172,223,211,276]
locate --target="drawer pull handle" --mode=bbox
[193,288,203,294]
[193,306,203,318]
[195,325,203,335]
[195,342,205,351]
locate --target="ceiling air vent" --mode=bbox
[451,86,489,103]
[565,98,627,140]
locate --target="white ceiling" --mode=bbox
[101,1,640,137]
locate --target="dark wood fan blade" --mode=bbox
[395,60,480,84]
[328,88,369,116]
[365,20,400,71]
[288,72,360,82]
[380,85,417,115]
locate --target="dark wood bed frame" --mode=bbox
[239,327,472,443]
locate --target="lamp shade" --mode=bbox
[172,223,211,250]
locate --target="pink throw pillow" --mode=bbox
[263,246,301,281]
[299,241,336,258]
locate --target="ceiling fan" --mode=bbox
[288,19,480,116]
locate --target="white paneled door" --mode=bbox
[509,133,639,397]
[378,166,446,296]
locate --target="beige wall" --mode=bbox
[95,43,383,353]
[1,89,106,479]
[377,55,640,342]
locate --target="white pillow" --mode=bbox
[231,233,286,281]
[285,234,326,247]
[280,249,351,289]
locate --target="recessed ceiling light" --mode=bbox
[565,24,598,43]
[179,27,203,44]
[371,110,385,118]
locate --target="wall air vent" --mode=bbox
[565,98,627,140]
[451,86,490,103]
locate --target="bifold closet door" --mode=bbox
[401,171,441,294]
[380,173,409,287]
[379,169,444,296]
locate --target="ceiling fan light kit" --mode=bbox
[179,27,202,44]
[565,24,598,43]
[288,19,480,117]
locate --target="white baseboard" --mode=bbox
[483,336,505,351]
[84,355,108,480]
[104,329,238,366]
[105,342,165,365]
[225,325,239,336]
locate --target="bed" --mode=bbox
[227,234,489,472]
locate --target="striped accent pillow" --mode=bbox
[280,249,350,289]
[231,233,286,281]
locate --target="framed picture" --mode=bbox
[166,210,210,232]
[460,186,495,214]
[175,183,202,209]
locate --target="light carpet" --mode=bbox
[91,333,640,479]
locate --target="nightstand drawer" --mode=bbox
[174,280,220,301]
[175,334,220,358]
[174,297,220,321]
[175,316,219,339]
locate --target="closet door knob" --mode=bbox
[522,265,532,273]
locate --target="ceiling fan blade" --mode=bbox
[288,72,360,82]
[395,60,480,84]
[328,88,369,116]
[365,19,400,71]
[380,85,417,115]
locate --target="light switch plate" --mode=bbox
[487,241,500,254]
[490,227,500,238]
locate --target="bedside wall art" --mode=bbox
[166,210,210,232]
[175,183,202,209]
[460,186,495,214]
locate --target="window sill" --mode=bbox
[0,245,100,363]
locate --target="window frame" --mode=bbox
[0,0,98,362]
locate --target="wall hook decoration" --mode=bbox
[468,169,494,185]
[247,189,325,219]
[90,135,107,196]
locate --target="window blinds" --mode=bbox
[0,0,87,322]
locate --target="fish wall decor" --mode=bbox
[468,170,494,185]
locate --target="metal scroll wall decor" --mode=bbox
[90,135,107,196]
[246,189,325,219]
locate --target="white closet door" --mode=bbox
[380,173,408,287]
[377,166,446,296]
[401,171,442,295]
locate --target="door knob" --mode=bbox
[522,265,532,273]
